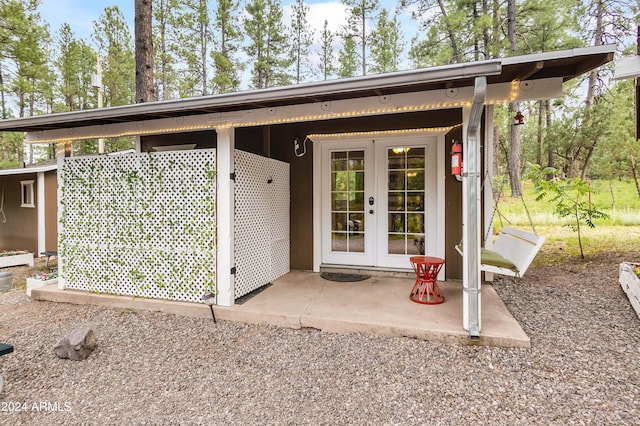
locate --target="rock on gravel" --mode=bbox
[0,252,639,425]
[53,327,97,361]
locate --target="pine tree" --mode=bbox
[290,0,314,84]
[9,3,51,118]
[55,23,97,112]
[370,8,403,74]
[174,0,213,96]
[318,20,336,80]
[342,0,379,75]
[338,35,358,78]
[0,0,51,163]
[212,0,242,93]
[153,0,187,100]
[244,0,291,89]
[92,6,135,107]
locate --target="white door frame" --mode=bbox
[313,131,446,273]
[320,139,376,266]
[374,135,443,269]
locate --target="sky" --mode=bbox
[36,0,422,52]
[35,0,424,87]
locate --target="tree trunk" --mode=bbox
[437,0,461,63]
[473,3,479,61]
[509,102,523,196]
[546,100,553,170]
[536,100,544,166]
[507,0,521,196]
[630,156,640,200]
[200,0,208,96]
[135,0,155,103]
[361,8,367,75]
[0,62,5,119]
[586,0,603,107]
[492,123,499,178]
[581,141,598,179]
[507,0,516,54]
[482,0,489,59]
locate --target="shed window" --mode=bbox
[20,180,35,208]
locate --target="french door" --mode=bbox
[321,140,375,265]
[320,136,438,269]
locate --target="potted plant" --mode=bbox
[0,250,34,268]
[26,270,58,297]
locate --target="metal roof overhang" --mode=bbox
[0,44,616,133]
[0,162,57,175]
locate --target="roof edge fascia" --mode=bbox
[0,163,57,175]
[0,60,502,131]
[501,44,616,66]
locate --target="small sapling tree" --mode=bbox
[527,164,609,259]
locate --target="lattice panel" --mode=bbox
[60,150,217,303]
[269,159,290,282]
[234,150,271,298]
[234,150,290,299]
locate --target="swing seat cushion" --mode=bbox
[455,227,545,277]
[456,245,519,272]
[481,248,518,272]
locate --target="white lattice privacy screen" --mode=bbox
[60,150,217,303]
[234,150,290,299]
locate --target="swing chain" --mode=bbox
[484,172,537,242]
[520,192,537,235]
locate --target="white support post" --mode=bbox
[36,172,45,255]
[135,136,142,153]
[462,106,471,331]
[215,127,235,306]
[312,139,321,272]
[462,77,486,336]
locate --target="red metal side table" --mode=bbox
[409,256,445,305]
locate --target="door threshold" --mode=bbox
[320,264,414,278]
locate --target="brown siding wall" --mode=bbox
[444,127,464,279]
[0,173,38,253]
[44,170,58,252]
[235,110,464,271]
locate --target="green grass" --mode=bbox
[527,225,640,264]
[494,179,640,227]
[488,179,640,263]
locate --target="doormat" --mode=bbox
[320,272,370,282]
[235,283,272,305]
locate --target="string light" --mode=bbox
[307,124,463,140]
[31,102,472,144]
[33,79,530,145]
[509,80,520,102]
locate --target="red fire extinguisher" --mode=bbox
[451,140,462,176]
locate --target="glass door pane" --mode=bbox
[331,150,365,253]
[387,147,425,255]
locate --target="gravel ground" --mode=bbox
[0,253,639,425]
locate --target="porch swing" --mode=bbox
[456,175,545,278]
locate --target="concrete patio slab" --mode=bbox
[31,271,529,348]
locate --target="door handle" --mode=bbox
[369,196,374,206]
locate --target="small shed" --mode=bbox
[0,162,58,256]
